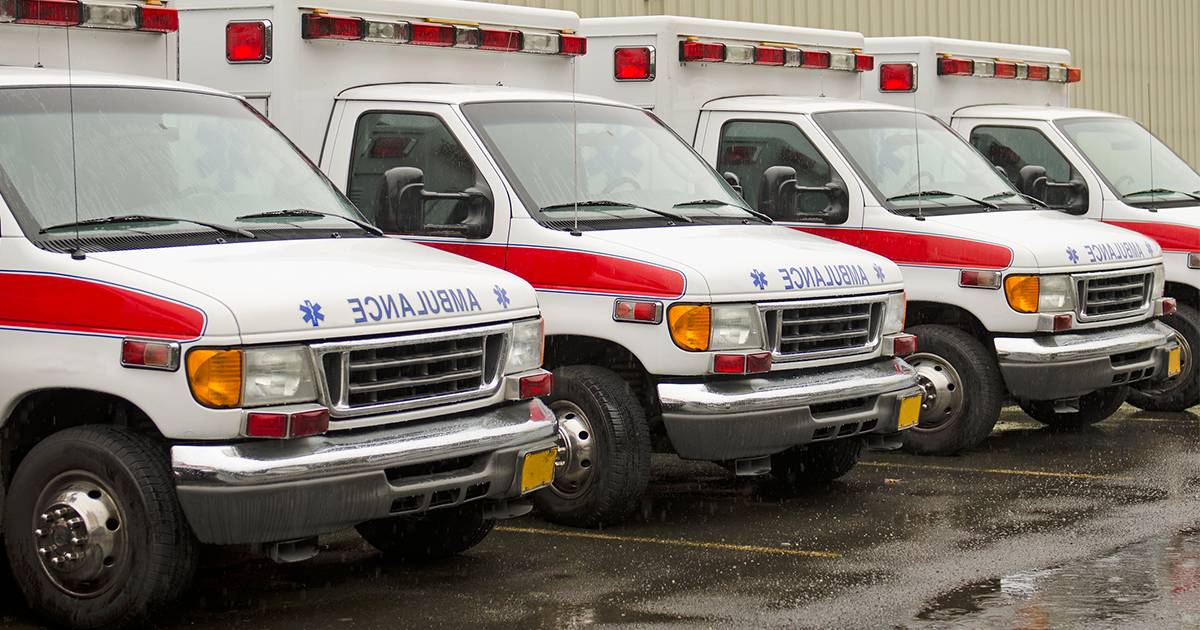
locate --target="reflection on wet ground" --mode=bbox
[0,405,1198,628]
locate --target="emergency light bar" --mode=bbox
[674,36,872,74]
[878,54,1079,92]
[293,10,585,58]
[0,0,176,32]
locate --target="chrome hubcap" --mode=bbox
[550,401,596,499]
[33,473,126,597]
[908,352,965,430]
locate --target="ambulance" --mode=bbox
[0,7,559,627]
[175,0,923,528]
[577,16,1181,455]
[862,36,1200,412]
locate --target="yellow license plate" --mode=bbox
[1168,347,1183,377]
[520,447,557,494]
[897,394,922,431]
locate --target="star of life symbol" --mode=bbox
[750,269,768,290]
[494,285,510,309]
[873,264,886,283]
[1066,247,1080,264]
[299,300,324,328]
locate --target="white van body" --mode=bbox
[0,10,555,626]
[176,0,924,527]
[579,16,1179,455]
[864,36,1200,410]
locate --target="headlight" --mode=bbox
[186,345,317,408]
[668,304,764,351]
[505,318,544,374]
[1153,264,1166,297]
[883,292,906,334]
[1004,274,1075,313]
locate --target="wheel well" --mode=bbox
[0,390,161,491]
[1166,281,1199,310]
[543,335,663,441]
[906,301,990,340]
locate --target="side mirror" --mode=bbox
[758,165,849,224]
[722,171,744,198]
[377,166,493,238]
[1018,164,1089,215]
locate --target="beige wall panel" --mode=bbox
[479,0,1200,167]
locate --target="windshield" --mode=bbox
[1058,117,1200,207]
[815,110,1033,215]
[461,101,753,230]
[0,87,364,250]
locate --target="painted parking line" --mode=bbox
[495,525,841,559]
[859,461,1134,482]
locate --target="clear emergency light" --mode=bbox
[0,0,177,31]
[878,53,1079,92]
[234,9,587,65]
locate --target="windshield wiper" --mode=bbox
[40,214,255,239]
[672,199,773,224]
[236,209,384,236]
[541,200,693,224]
[887,190,999,210]
[983,190,1049,208]
[1122,188,1200,202]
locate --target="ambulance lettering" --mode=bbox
[347,288,483,324]
[775,264,871,290]
[1080,240,1149,264]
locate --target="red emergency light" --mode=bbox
[245,408,329,439]
[138,5,176,32]
[480,27,522,51]
[226,20,271,63]
[878,62,915,92]
[560,33,587,56]
[302,12,364,40]
[680,40,725,62]
[1025,63,1050,81]
[854,53,874,71]
[993,61,1018,78]
[614,46,654,81]
[937,56,974,76]
[800,49,831,69]
[1066,67,1082,83]
[754,45,786,66]
[930,55,1081,85]
[409,21,454,46]
[14,0,80,26]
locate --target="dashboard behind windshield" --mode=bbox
[0,86,362,249]
[815,110,1028,215]
[1057,117,1200,207]
[461,101,749,230]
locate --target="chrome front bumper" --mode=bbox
[656,358,922,461]
[994,320,1178,400]
[172,399,558,545]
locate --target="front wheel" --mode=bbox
[1019,386,1128,429]
[530,365,651,528]
[902,325,1006,455]
[3,426,197,630]
[771,438,862,490]
[1127,304,1200,412]
[356,503,494,562]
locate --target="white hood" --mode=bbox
[586,224,904,301]
[88,238,539,343]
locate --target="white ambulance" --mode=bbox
[862,36,1200,411]
[578,16,1181,455]
[0,6,558,627]
[175,0,923,528]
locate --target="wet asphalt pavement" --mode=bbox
[2,404,1199,628]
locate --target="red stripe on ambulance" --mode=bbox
[0,273,205,340]
[1102,221,1199,253]
[795,227,1014,269]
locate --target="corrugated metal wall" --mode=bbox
[481,0,1200,168]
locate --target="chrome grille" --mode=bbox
[1075,269,1152,322]
[312,324,509,419]
[762,296,885,362]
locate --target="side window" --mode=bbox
[970,125,1075,186]
[716,120,839,222]
[348,112,492,238]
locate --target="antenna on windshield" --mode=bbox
[912,92,925,221]
[65,28,84,258]
[1146,79,1156,210]
[570,46,581,237]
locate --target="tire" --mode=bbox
[771,438,862,489]
[903,325,1006,455]
[530,365,651,528]
[1019,386,1128,429]
[1127,304,1200,412]
[356,503,495,562]
[3,426,198,630]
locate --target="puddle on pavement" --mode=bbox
[911,529,1200,628]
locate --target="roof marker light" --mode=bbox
[614,46,654,81]
[301,12,363,40]
[879,62,916,92]
[226,20,271,63]
[80,1,136,29]
[409,21,454,46]
[680,40,724,62]
[559,33,586,56]
[754,45,785,66]
[937,56,973,76]
[15,0,82,26]
[137,4,176,32]
[363,19,408,44]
